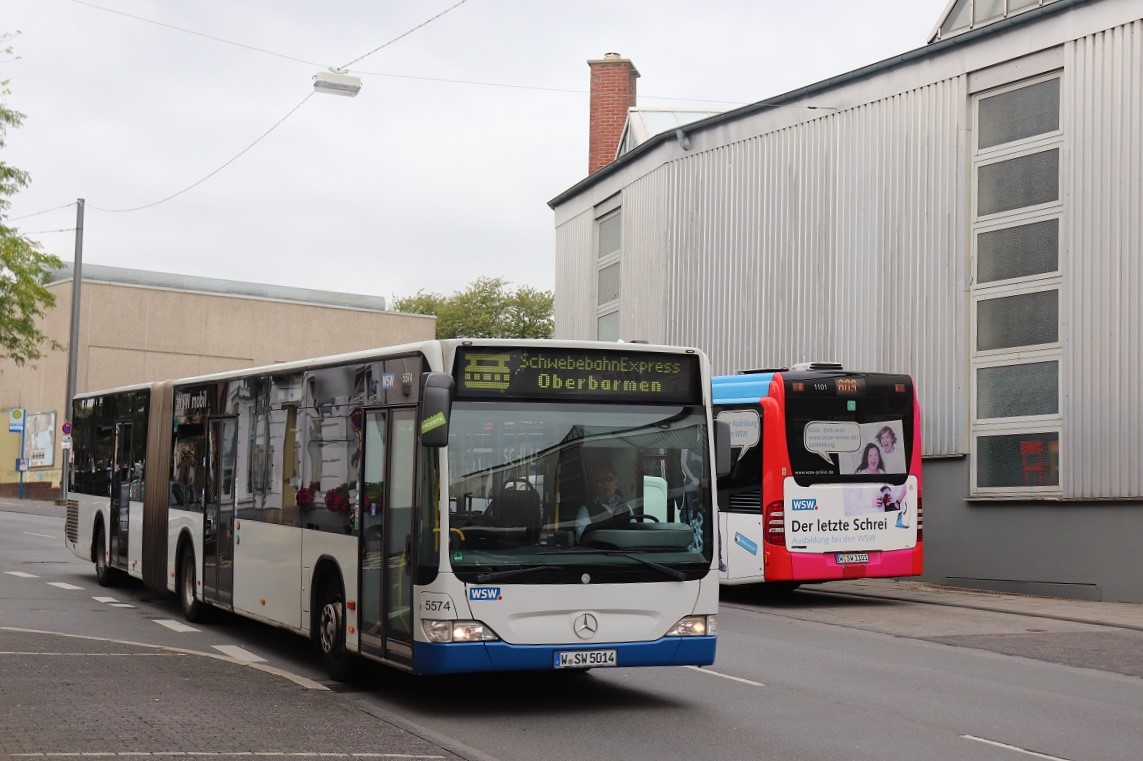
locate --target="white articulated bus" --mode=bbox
[65,339,729,678]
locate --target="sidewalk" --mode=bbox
[814,578,1143,633]
[0,494,65,517]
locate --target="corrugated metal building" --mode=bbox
[550,0,1143,602]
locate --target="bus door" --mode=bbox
[359,407,417,666]
[203,417,238,608]
[109,421,133,567]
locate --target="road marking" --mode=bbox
[46,582,84,590]
[685,665,765,687]
[110,603,135,608]
[962,735,1074,760]
[23,532,56,539]
[212,645,266,662]
[93,596,118,603]
[155,619,199,633]
[2,626,328,690]
[8,749,445,754]
[4,571,38,578]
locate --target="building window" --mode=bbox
[595,208,621,340]
[971,74,1062,494]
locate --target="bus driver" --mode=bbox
[576,463,634,541]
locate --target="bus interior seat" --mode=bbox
[489,489,541,542]
[642,476,668,522]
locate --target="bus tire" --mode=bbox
[179,549,207,623]
[94,525,120,588]
[318,578,353,682]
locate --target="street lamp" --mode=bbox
[313,68,362,97]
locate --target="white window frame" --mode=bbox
[969,72,1064,497]
[594,207,622,341]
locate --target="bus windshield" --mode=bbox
[445,401,713,582]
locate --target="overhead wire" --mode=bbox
[9,202,78,222]
[340,0,469,69]
[87,92,315,213]
[61,0,749,106]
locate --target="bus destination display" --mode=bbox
[454,347,701,404]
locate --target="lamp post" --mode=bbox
[59,197,84,502]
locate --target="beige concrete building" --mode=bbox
[0,264,435,497]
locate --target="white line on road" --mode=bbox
[212,644,266,662]
[154,619,199,633]
[962,735,1075,760]
[23,532,56,539]
[46,582,84,590]
[109,603,135,608]
[4,571,38,578]
[685,665,765,687]
[8,749,445,754]
[93,596,118,603]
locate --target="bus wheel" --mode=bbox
[94,526,119,588]
[180,550,207,623]
[318,579,353,682]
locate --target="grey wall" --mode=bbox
[922,457,1143,603]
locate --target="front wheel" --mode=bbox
[317,579,354,682]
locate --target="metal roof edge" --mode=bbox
[547,0,1088,210]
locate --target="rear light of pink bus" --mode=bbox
[764,500,785,545]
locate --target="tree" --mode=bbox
[391,276,554,340]
[1,33,64,366]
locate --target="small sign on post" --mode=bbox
[9,408,25,433]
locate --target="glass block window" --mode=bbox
[977,432,1059,488]
[597,262,621,304]
[597,213,621,259]
[976,290,1058,351]
[977,218,1058,283]
[979,78,1059,149]
[970,73,1063,495]
[977,149,1059,216]
[977,362,1059,418]
[597,311,619,342]
[595,209,622,340]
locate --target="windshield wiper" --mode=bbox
[539,548,686,581]
[473,564,567,583]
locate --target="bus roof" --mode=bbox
[712,373,774,405]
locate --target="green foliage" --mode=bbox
[392,276,554,340]
[1,34,66,366]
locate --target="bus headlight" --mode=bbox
[422,620,500,643]
[666,614,717,637]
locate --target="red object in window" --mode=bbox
[1020,439,1047,486]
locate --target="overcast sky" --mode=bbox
[5,0,950,303]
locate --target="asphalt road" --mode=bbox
[3,503,1142,761]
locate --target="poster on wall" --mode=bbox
[25,411,56,468]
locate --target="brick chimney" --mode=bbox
[588,52,639,175]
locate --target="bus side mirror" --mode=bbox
[715,420,732,478]
[418,372,454,448]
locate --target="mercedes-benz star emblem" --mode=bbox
[574,613,599,640]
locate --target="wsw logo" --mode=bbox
[790,498,818,511]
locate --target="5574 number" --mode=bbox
[422,599,452,613]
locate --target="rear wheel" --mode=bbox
[94,526,119,587]
[180,549,207,622]
[317,578,353,682]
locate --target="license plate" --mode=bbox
[555,649,617,669]
[835,552,869,564]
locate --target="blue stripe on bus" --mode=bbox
[411,636,717,675]
[712,373,774,405]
